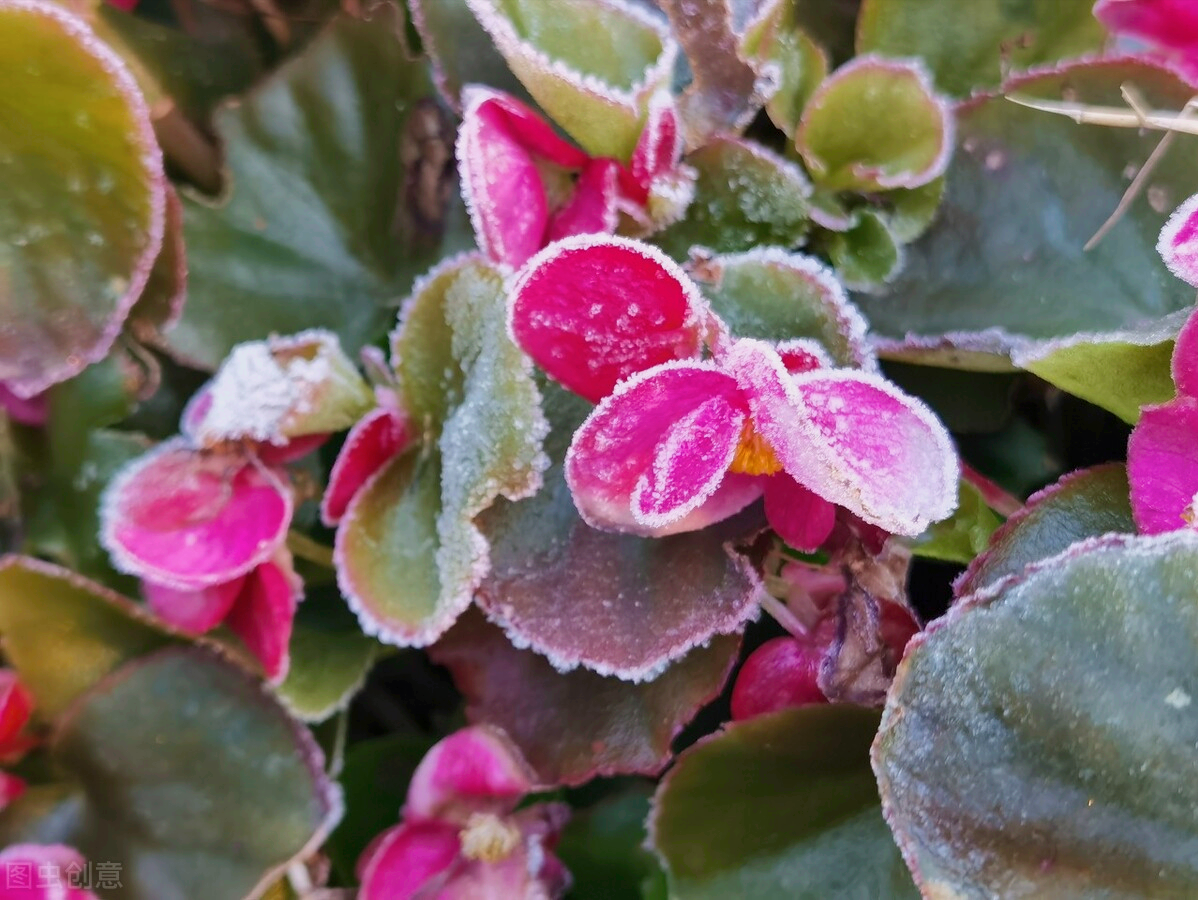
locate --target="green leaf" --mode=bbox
[875,531,1198,897]
[410,0,527,108]
[650,706,917,899]
[688,249,873,368]
[824,208,902,292]
[653,137,810,259]
[883,177,946,245]
[557,786,664,900]
[797,56,951,193]
[0,556,175,718]
[171,8,469,369]
[467,0,675,159]
[855,61,1198,379]
[0,0,165,396]
[857,0,1105,97]
[956,463,1135,597]
[276,586,378,722]
[0,645,342,899]
[741,0,828,137]
[911,479,1003,565]
[339,256,547,646]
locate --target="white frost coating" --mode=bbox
[797,54,955,191]
[702,246,876,371]
[1010,306,1195,368]
[196,343,301,446]
[507,232,711,350]
[0,0,166,398]
[457,87,511,266]
[1159,192,1198,287]
[1164,687,1192,709]
[391,250,488,366]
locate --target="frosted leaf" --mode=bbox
[192,330,374,447]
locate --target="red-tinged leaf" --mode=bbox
[465,0,677,160]
[0,0,165,398]
[955,464,1135,598]
[797,55,952,192]
[730,635,828,721]
[0,844,98,899]
[510,235,708,403]
[142,576,244,635]
[225,557,301,684]
[689,248,876,370]
[321,404,414,527]
[1159,192,1198,290]
[430,611,740,785]
[127,186,187,346]
[100,440,292,589]
[405,726,534,823]
[1129,396,1198,534]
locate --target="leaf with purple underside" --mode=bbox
[955,463,1135,598]
[875,532,1198,897]
[650,706,917,899]
[430,610,740,786]
[476,381,762,681]
[465,0,676,160]
[0,0,165,398]
[338,256,547,647]
[854,61,1198,419]
[0,645,343,900]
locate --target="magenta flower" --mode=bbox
[0,845,99,900]
[320,389,414,527]
[0,384,46,428]
[1095,0,1198,80]
[459,88,693,269]
[508,235,958,549]
[356,726,570,900]
[0,669,34,811]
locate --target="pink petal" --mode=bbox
[1158,193,1198,289]
[405,726,535,824]
[724,341,957,535]
[730,635,828,721]
[1094,0,1198,53]
[321,406,414,526]
[566,361,753,534]
[356,821,462,900]
[437,848,568,900]
[1128,395,1198,534]
[142,576,245,634]
[101,440,293,589]
[255,432,330,466]
[509,235,708,402]
[458,88,589,269]
[225,557,301,683]
[179,382,213,441]
[622,91,682,203]
[545,157,621,244]
[763,475,837,552]
[0,771,26,809]
[0,385,46,427]
[1172,304,1198,397]
[0,845,99,900]
[774,338,832,375]
[0,670,33,753]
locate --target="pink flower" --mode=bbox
[0,845,99,900]
[356,726,571,900]
[0,384,46,428]
[508,235,958,549]
[0,670,34,811]
[1094,0,1198,80]
[320,388,414,527]
[459,88,693,269]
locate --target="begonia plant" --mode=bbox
[1,0,1197,896]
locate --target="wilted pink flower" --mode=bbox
[356,726,571,900]
[0,845,99,899]
[509,235,958,549]
[459,88,693,269]
[1095,0,1198,80]
[1128,304,1198,533]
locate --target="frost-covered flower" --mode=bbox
[101,331,374,682]
[356,726,571,900]
[459,88,693,269]
[319,387,413,527]
[508,235,958,549]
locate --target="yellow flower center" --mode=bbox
[728,422,783,476]
[459,812,521,863]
